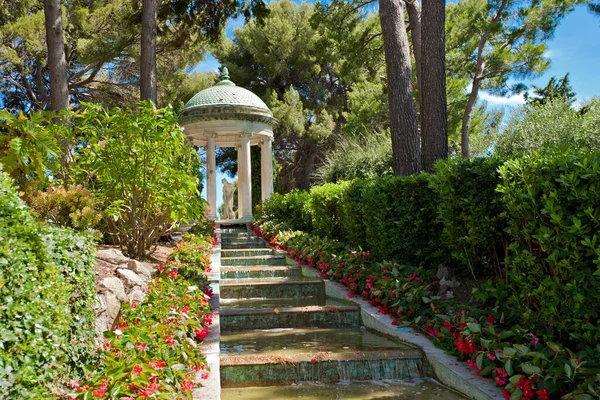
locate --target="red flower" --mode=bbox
[136,343,147,351]
[195,327,209,340]
[347,292,355,298]
[92,381,107,398]
[536,389,549,400]
[487,314,496,324]
[181,380,196,391]
[310,358,317,364]
[487,353,496,361]
[164,335,176,345]
[201,372,210,379]
[157,264,164,272]
[502,389,511,400]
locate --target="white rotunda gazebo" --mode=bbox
[178,68,277,223]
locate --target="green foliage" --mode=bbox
[316,132,393,183]
[497,150,600,349]
[260,174,447,267]
[0,110,60,193]
[496,98,600,158]
[72,101,204,259]
[76,233,214,399]
[0,169,96,397]
[259,190,313,232]
[430,157,508,278]
[28,184,102,236]
[525,73,576,106]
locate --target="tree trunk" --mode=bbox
[460,41,487,158]
[295,141,318,190]
[379,0,421,176]
[420,0,448,171]
[405,0,422,120]
[44,0,69,111]
[140,0,159,103]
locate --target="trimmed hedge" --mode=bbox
[259,150,600,352]
[0,169,97,397]
[498,151,600,349]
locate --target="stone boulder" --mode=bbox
[99,276,127,302]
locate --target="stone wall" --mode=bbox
[94,248,155,345]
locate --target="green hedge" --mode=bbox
[430,157,508,278]
[0,170,97,397]
[498,151,600,349]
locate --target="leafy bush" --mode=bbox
[498,150,600,349]
[0,169,96,397]
[260,190,312,232]
[72,101,204,258]
[75,233,214,399]
[28,184,102,235]
[316,132,392,183]
[430,157,508,278]
[260,174,447,268]
[496,98,600,158]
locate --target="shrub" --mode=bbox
[28,184,102,235]
[260,190,312,232]
[0,169,96,397]
[496,98,600,158]
[430,157,508,278]
[498,150,600,349]
[307,181,350,239]
[72,101,204,258]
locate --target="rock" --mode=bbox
[105,292,121,328]
[97,248,129,264]
[117,268,147,292]
[127,260,152,280]
[93,293,107,314]
[128,286,146,303]
[99,277,127,302]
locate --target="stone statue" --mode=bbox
[222,178,236,219]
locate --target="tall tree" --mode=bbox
[525,73,576,106]
[448,0,578,158]
[379,0,420,175]
[420,0,448,171]
[43,0,68,111]
[140,0,159,103]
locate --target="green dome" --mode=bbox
[179,68,276,125]
[182,81,270,112]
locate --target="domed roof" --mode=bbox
[179,68,276,125]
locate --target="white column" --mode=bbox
[206,134,217,220]
[240,132,253,221]
[236,145,244,219]
[261,136,274,202]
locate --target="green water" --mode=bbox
[221,379,466,399]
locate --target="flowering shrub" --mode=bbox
[252,221,600,399]
[74,232,215,399]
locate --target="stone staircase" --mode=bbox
[217,226,426,392]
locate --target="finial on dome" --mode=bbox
[220,66,230,81]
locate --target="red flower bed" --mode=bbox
[73,233,215,399]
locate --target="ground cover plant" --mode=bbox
[73,230,216,399]
[0,169,97,398]
[254,150,600,399]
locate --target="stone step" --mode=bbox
[220,296,349,310]
[220,349,423,387]
[221,255,286,266]
[220,327,414,357]
[221,232,255,238]
[220,278,324,299]
[220,265,301,279]
[221,248,275,258]
[221,241,270,249]
[220,305,360,331]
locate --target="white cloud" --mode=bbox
[479,91,526,106]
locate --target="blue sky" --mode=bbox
[196,3,600,212]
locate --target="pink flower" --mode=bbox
[164,335,176,345]
[157,265,164,272]
[348,292,355,298]
[133,364,143,375]
[467,359,476,369]
[135,343,147,351]
[487,353,496,361]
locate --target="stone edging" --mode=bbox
[292,259,503,400]
[193,227,222,400]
